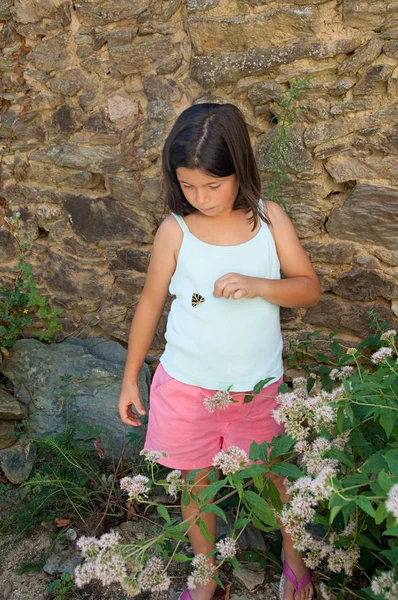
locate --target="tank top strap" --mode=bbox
[258,198,267,227]
[172,213,191,235]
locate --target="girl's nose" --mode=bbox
[195,188,209,206]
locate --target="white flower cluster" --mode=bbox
[187,554,216,590]
[329,366,354,381]
[74,531,127,588]
[380,329,397,343]
[137,556,170,593]
[371,570,398,599]
[212,446,248,475]
[140,449,169,463]
[204,390,234,412]
[386,483,398,520]
[120,475,150,501]
[371,347,394,364]
[215,536,237,559]
[272,379,345,441]
[166,469,184,498]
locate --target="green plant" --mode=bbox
[48,572,78,599]
[71,321,398,599]
[263,76,312,211]
[0,212,62,356]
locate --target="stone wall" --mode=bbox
[1,0,398,357]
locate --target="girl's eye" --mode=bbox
[181,185,192,189]
[209,185,221,190]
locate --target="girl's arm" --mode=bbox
[118,216,182,426]
[213,201,321,308]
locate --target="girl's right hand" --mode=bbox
[118,382,146,427]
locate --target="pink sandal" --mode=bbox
[178,589,192,600]
[279,561,312,599]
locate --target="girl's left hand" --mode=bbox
[213,272,259,299]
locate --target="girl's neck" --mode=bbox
[184,209,259,246]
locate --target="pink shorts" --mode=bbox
[144,364,285,470]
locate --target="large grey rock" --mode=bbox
[191,39,360,87]
[0,421,17,450]
[43,538,82,575]
[326,184,398,251]
[233,563,265,590]
[109,37,182,76]
[303,241,358,264]
[0,339,150,457]
[343,0,389,28]
[288,205,324,238]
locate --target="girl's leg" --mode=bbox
[182,467,218,600]
[270,473,314,600]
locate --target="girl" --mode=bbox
[118,103,320,600]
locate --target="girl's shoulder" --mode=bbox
[154,214,183,256]
[261,200,286,226]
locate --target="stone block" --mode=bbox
[304,116,368,148]
[109,37,182,76]
[248,81,285,106]
[338,37,384,75]
[47,68,97,96]
[333,268,398,301]
[330,99,375,115]
[0,230,18,261]
[0,421,17,450]
[288,204,324,238]
[110,249,151,274]
[62,193,153,244]
[328,77,357,96]
[303,241,358,264]
[352,63,394,95]
[43,250,112,298]
[23,162,101,189]
[343,0,389,28]
[325,155,398,183]
[74,0,151,25]
[29,144,125,174]
[303,294,398,336]
[106,175,163,213]
[0,438,36,483]
[147,100,175,122]
[187,0,220,11]
[384,40,398,58]
[29,31,72,74]
[52,105,84,135]
[191,39,360,87]
[11,0,70,24]
[108,94,139,127]
[188,9,316,54]
[326,184,398,251]
[0,389,27,420]
[256,124,314,173]
[143,75,183,101]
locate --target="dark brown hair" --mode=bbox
[162,103,268,228]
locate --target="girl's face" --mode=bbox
[176,167,239,217]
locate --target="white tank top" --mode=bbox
[160,209,283,391]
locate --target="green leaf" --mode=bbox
[197,517,213,542]
[326,449,354,469]
[244,490,278,527]
[182,489,190,507]
[356,534,380,551]
[173,554,192,562]
[200,503,228,523]
[253,377,274,395]
[360,451,388,474]
[243,394,254,404]
[265,479,283,513]
[269,435,295,461]
[384,450,398,476]
[200,478,227,503]
[375,502,387,525]
[379,411,395,439]
[356,496,376,518]
[270,462,302,479]
[157,504,170,522]
[328,494,352,524]
[377,470,394,494]
[249,441,260,462]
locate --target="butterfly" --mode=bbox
[192,293,205,307]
